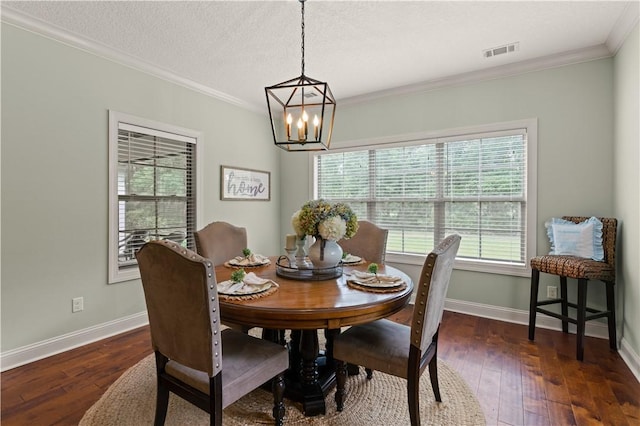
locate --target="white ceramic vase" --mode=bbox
[308,238,343,269]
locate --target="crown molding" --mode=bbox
[0,6,261,113]
[340,44,612,107]
[606,1,640,54]
[2,4,635,113]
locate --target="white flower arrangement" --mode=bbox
[291,199,358,242]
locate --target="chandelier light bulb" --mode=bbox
[313,115,320,140]
[297,118,304,141]
[286,113,293,139]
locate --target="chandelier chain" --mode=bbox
[300,0,305,76]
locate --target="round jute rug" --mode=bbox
[80,354,485,425]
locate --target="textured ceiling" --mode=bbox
[2,1,638,112]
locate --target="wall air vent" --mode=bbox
[303,92,319,98]
[483,42,519,58]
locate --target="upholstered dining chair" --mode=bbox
[338,220,389,264]
[528,216,618,361]
[194,221,248,266]
[136,240,288,426]
[333,234,461,426]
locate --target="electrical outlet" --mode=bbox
[72,297,84,313]
[547,286,558,299]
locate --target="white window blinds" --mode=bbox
[109,111,199,283]
[315,127,529,270]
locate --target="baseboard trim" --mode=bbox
[619,337,640,383]
[445,298,640,383]
[0,312,149,372]
[2,300,639,384]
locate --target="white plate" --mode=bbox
[341,254,362,264]
[227,257,271,267]
[350,278,404,289]
[217,280,272,295]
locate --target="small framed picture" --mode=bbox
[220,165,271,201]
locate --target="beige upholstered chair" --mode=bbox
[194,221,248,266]
[529,216,617,361]
[333,234,461,426]
[136,240,288,426]
[338,220,389,264]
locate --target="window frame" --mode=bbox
[310,118,537,277]
[108,110,204,284]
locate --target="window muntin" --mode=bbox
[314,121,536,276]
[109,111,201,283]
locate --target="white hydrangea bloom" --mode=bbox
[318,216,347,241]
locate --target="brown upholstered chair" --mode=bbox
[333,234,461,426]
[528,216,618,361]
[194,221,248,266]
[338,220,389,264]
[136,240,288,426]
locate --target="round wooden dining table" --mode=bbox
[215,257,414,417]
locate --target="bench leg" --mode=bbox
[606,281,617,351]
[576,278,588,361]
[560,276,569,333]
[528,269,540,341]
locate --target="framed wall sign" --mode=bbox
[220,165,271,201]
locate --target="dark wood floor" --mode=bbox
[2,309,639,425]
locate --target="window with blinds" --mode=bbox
[314,120,536,276]
[108,111,201,283]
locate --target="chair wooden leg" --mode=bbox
[560,276,569,333]
[528,269,540,341]
[606,282,618,351]
[211,374,223,426]
[428,355,441,403]
[154,352,169,426]
[407,374,421,426]
[335,360,347,411]
[154,382,170,426]
[576,278,588,361]
[365,368,373,379]
[272,373,285,426]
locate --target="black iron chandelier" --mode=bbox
[265,0,336,152]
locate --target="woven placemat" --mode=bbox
[346,280,407,293]
[218,284,279,301]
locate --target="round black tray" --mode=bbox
[275,256,343,281]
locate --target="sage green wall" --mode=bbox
[614,23,640,356]
[281,58,616,316]
[1,24,280,351]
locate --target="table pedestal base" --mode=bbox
[282,329,342,416]
[261,327,367,417]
